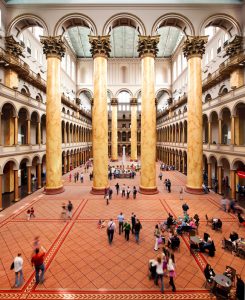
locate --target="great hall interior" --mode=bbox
[0,0,244,299]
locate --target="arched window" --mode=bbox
[61,54,66,70]
[218,39,222,48]
[67,55,71,75]
[173,61,176,81]
[121,66,127,83]
[205,94,212,103]
[71,61,75,81]
[210,48,214,61]
[205,53,209,65]
[177,54,182,76]
[21,85,30,96]
[224,32,229,43]
[26,39,31,55]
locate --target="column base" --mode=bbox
[130,159,138,162]
[27,192,32,195]
[111,159,118,162]
[14,198,20,202]
[185,186,204,195]
[91,186,109,195]
[139,186,159,195]
[43,186,64,195]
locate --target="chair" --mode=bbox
[223,238,236,253]
[189,229,196,237]
[225,266,236,286]
[205,214,212,226]
[204,232,210,242]
[237,247,245,259]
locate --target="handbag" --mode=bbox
[10,262,14,270]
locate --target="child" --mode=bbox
[26,209,31,220]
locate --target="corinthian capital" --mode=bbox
[224,35,243,58]
[183,36,208,59]
[5,36,24,58]
[40,36,66,59]
[138,35,160,58]
[111,98,118,105]
[89,35,111,58]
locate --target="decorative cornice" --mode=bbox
[224,35,243,58]
[130,98,137,105]
[5,35,24,58]
[183,36,208,59]
[40,36,66,59]
[111,98,118,105]
[89,35,111,58]
[138,35,160,58]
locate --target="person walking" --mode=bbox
[67,201,73,219]
[69,173,72,182]
[80,172,84,183]
[109,188,113,200]
[13,253,23,288]
[115,183,120,195]
[164,179,168,190]
[134,219,142,243]
[182,202,189,215]
[154,224,161,251]
[133,186,137,199]
[131,213,136,234]
[179,187,183,201]
[61,203,66,221]
[167,253,176,292]
[106,193,109,205]
[31,247,46,284]
[153,254,164,293]
[123,220,131,241]
[126,186,131,199]
[107,219,116,244]
[117,212,124,235]
[121,184,126,197]
[167,179,171,193]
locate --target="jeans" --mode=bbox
[155,273,164,293]
[135,231,139,243]
[125,230,130,241]
[15,270,23,287]
[35,264,45,284]
[169,276,176,291]
[108,229,114,244]
[119,222,124,234]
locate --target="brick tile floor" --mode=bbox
[0,161,244,299]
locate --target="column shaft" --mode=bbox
[130,100,137,161]
[0,175,2,210]
[14,170,19,201]
[218,166,222,194]
[14,117,18,145]
[27,166,31,194]
[230,170,236,200]
[37,164,42,189]
[207,163,212,188]
[37,122,41,144]
[140,54,157,194]
[111,100,118,161]
[27,119,31,145]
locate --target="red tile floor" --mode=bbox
[0,161,244,299]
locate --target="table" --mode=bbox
[213,274,232,288]
[190,236,202,244]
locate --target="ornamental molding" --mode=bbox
[182,35,208,59]
[111,98,118,105]
[89,35,111,58]
[138,35,160,58]
[130,98,138,105]
[40,35,66,59]
[5,35,24,58]
[224,35,243,58]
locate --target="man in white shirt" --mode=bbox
[117,212,124,235]
[13,253,23,287]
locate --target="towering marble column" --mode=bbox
[130,98,138,161]
[89,35,110,194]
[111,98,118,161]
[207,163,212,189]
[40,36,65,194]
[37,163,42,189]
[138,35,159,194]
[183,36,208,194]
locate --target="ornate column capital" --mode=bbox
[40,36,66,59]
[130,98,137,105]
[138,35,160,58]
[183,36,208,59]
[111,98,118,105]
[5,35,24,58]
[224,35,243,58]
[89,35,111,58]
